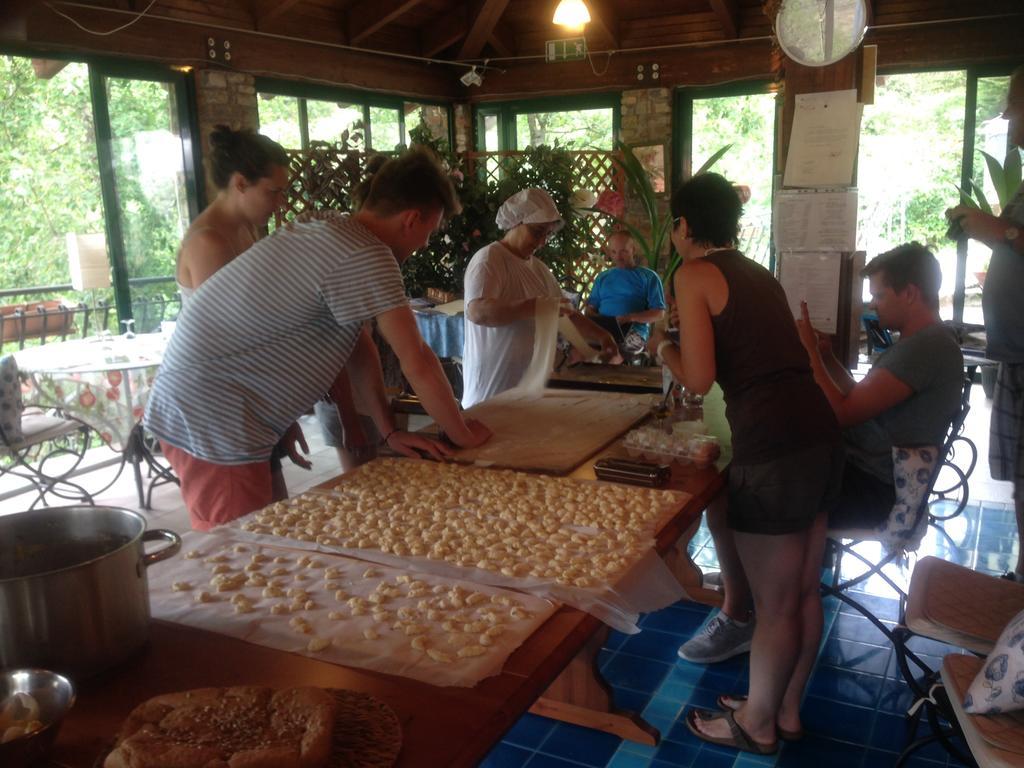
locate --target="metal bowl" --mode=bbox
[0,668,76,767]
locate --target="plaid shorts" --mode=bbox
[989,362,1024,493]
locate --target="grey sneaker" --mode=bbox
[677,611,754,664]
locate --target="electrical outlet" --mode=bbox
[636,63,645,81]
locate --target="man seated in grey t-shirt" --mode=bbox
[677,243,965,667]
[798,242,965,528]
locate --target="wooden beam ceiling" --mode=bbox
[457,0,510,59]
[255,0,305,29]
[421,11,467,57]
[349,0,424,45]
[487,27,515,58]
[708,0,739,39]
[585,0,619,49]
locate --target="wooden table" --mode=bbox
[49,393,730,767]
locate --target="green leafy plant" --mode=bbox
[591,141,731,281]
[400,126,602,297]
[957,148,1023,213]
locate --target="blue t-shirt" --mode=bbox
[587,266,666,340]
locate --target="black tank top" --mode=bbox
[704,250,839,465]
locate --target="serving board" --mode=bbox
[548,363,663,394]
[452,388,651,475]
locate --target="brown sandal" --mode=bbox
[715,694,804,742]
[685,707,779,755]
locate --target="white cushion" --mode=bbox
[966,607,1024,714]
[875,445,938,553]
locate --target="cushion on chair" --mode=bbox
[944,654,1024,764]
[18,411,82,448]
[873,445,938,553]
[0,355,24,444]
[905,557,1024,655]
[965,608,1024,715]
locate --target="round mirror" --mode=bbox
[775,0,868,67]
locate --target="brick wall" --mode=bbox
[194,68,260,202]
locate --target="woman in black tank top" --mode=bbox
[649,174,841,755]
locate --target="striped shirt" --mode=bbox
[145,213,407,464]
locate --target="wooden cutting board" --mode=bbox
[451,388,652,475]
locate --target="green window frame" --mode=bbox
[255,77,454,151]
[0,47,202,324]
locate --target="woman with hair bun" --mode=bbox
[174,125,304,501]
[176,124,289,297]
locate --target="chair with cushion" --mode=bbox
[0,354,94,509]
[891,557,1024,767]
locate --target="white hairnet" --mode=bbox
[495,188,565,232]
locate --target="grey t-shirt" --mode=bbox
[983,183,1024,363]
[845,323,964,483]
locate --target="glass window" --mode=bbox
[857,71,967,319]
[405,102,449,144]
[483,114,500,151]
[691,92,777,266]
[105,76,191,320]
[369,106,401,151]
[307,99,363,145]
[0,57,104,296]
[515,108,614,150]
[257,92,301,149]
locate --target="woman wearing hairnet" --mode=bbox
[461,188,617,407]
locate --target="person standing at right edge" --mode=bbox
[947,64,1024,582]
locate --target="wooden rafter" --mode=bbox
[585,0,618,49]
[457,0,510,59]
[487,27,515,58]
[255,0,305,29]
[864,0,874,26]
[708,0,739,39]
[421,11,468,57]
[349,0,425,45]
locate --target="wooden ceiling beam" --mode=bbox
[457,0,509,59]
[585,0,618,49]
[864,0,874,27]
[348,0,425,45]
[420,11,467,57]
[487,27,514,58]
[708,0,739,39]
[254,0,305,29]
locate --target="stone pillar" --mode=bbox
[619,88,674,269]
[193,68,260,203]
[452,103,472,153]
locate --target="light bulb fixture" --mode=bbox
[459,66,483,87]
[553,0,590,30]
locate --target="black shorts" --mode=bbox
[727,442,844,535]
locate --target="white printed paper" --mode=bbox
[784,89,861,188]
[773,189,859,251]
[777,251,842,334]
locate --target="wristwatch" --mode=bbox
[1006,225,1021,245]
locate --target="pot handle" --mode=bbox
[141,529,182,566]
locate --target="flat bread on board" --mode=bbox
[103,686,334,768]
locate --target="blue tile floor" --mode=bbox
[481,499,1018,768]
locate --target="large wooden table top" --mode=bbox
[49,393,729,768]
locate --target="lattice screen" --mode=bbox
[273,146,626,298]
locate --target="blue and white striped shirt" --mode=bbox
[145,213,407,463]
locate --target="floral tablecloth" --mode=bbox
[15,333,166,451]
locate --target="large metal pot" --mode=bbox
[0,506,180,679]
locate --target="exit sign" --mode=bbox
[545,37,587,62]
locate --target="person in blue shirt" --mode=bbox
[585,232,666,360]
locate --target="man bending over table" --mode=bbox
[676,242,964,665]
[145,148,491,531]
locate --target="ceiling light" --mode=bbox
[460,66,483,87]
[553,0,590,30]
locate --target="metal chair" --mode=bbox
[0,354,95,509]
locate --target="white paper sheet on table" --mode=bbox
[148,532,557,688]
